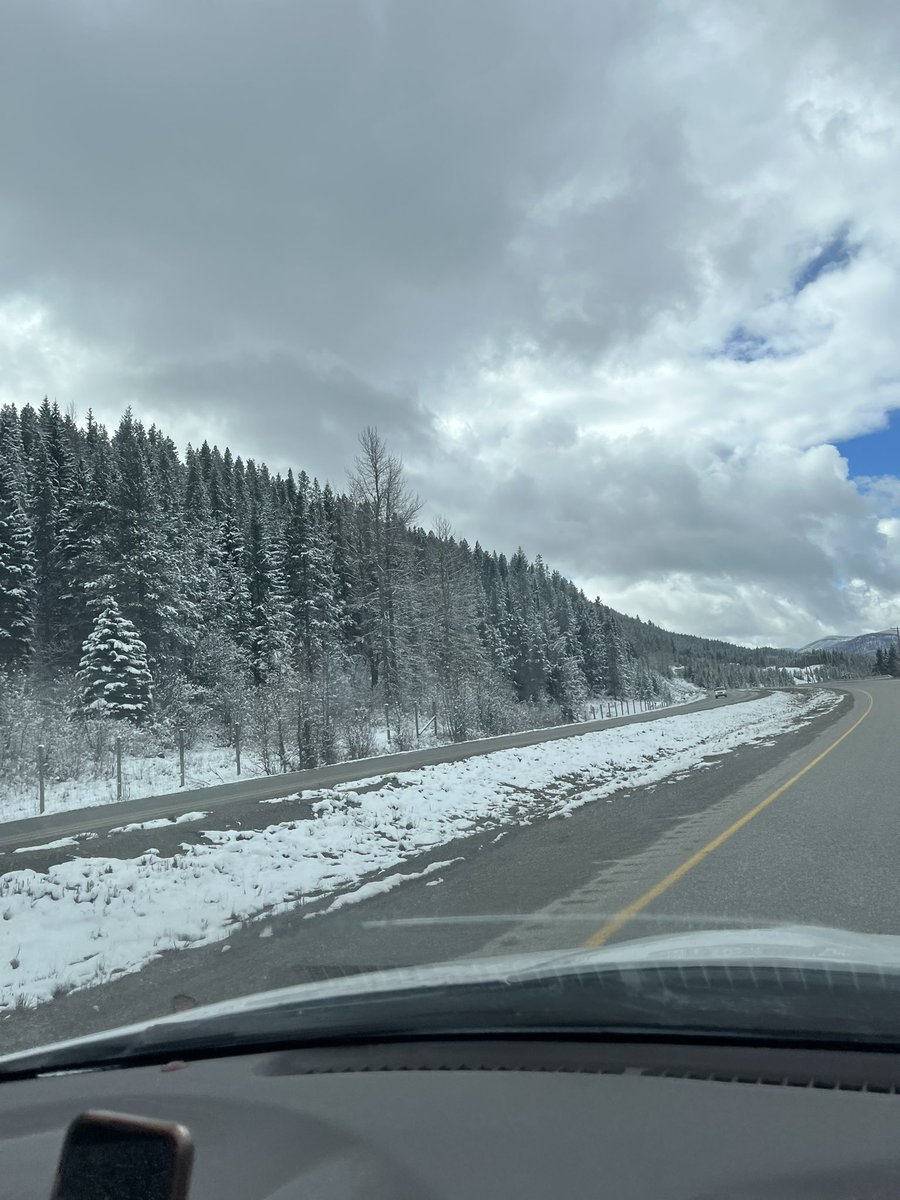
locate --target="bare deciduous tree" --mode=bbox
[348,428,421,706]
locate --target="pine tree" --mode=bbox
[55,451,117,657]
[875,647,886,675]
[285,482,345,672]
[37,398,73,496]
[283,476,312,665]
[887,644,899,679]
[215,505,252,645]
[109,410,177,661]
[18,403,41,466]
[184,446,212,528]
[601,612,634,699]
[0,448,35,669]
[245,499,289,683]
[514,610,551,702]
[76,597,153,722]
[0,405,29,499]
[29,433,61,659]
[424,518,489,737]
[180,445,219,639]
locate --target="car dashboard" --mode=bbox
[5,1037,900,1200]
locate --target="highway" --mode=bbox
[3,681,888,1053]
[592,679,891,946]
[471,678,889,956]
[0,690,748,853]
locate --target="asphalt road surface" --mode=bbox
[0,690,750,853]
[5,682,882,1054]
[593,678,894,946]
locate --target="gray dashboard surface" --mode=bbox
[3,1042,900,1200]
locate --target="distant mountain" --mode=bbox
[799,634,856,653]
[799,630,899,656]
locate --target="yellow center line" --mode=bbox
[582,688,875,949]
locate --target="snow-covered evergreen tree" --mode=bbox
[285,483,345,671]
[601,612,634,699]
[56,450,117,657]
[0,441,35,669]
[76,597,153,722]
[215,505,252,645]
[0,405,29,499]
[109,410,177,662]
[245,498,289,683]
[29,433,60,659]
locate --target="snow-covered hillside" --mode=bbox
[799,630,897,656]
[798,635,855,653]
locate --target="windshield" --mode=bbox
[1,1,899,1061]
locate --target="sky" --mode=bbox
[836,413,900,480]
[3,0,900,649]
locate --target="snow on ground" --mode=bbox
[107,812,209,835]
[0,690,839,1010]
[664,676,706,702]
[315,859,464,915]
[0,695,699,825]
[12,836,86,855]
[0,747,268,825]
[785,665,825,683]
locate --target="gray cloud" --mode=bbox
[3,0,900,644]
[132,349,435,485]
[1,2,583,362]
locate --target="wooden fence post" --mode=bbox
[235,723,242,776]
[414,703,420,739]
[178,727,185,788]
[115,737,123,802]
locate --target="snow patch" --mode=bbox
[107,812,210,835]
[13,836,81,855]
[312,860,463,915]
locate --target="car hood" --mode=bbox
[5,923,900,1076]
[153,922,900,1020]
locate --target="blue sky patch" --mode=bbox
[835,410,900,479]
[713,226,859,363]
[792,225,859,295]
[715,324,780,362]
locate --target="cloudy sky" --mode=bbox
[3,0,900,648]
